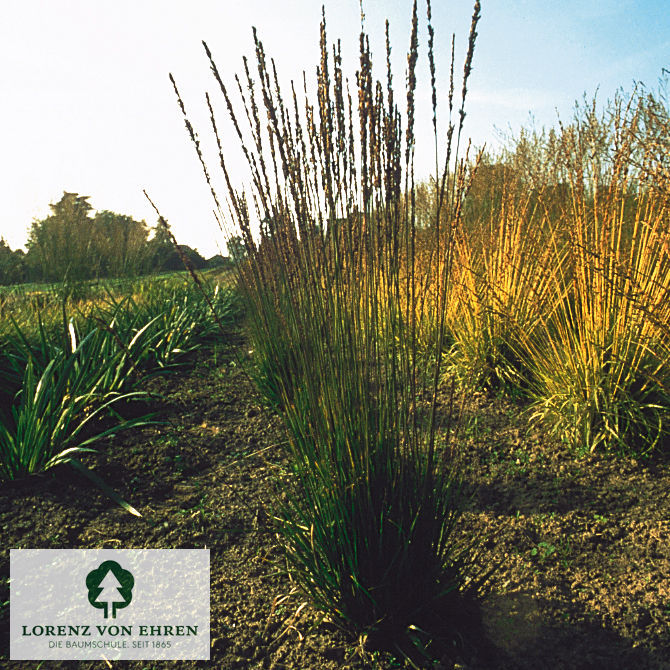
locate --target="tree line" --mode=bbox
[0,192,228,285]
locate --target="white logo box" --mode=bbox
[10,549,210,660]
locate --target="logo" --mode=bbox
[86,561,134,619]
[11,549,209,660]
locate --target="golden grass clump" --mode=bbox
[439,89,670,454]
[442,166,565,393]
[525,102,670,454]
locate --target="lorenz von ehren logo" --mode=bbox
[86,560,134,619]
[11,549,209,660]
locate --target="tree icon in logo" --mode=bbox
[86,560,134,619]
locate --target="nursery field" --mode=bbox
[1,332,669,669]
[2,3,670,668]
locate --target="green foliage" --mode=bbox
[0,336,152,481]
[123,277,240,367]
[0,273,240,487]
[91,210,154,277]
[146,220,175,272]
[20,191,211,284]
[26,192,97,282]
[226,236,247,264]
[0,239,26,285]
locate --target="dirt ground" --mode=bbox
[1,329,669,669]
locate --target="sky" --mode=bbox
[1,0,668,258]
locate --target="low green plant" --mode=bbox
[123,278,239,367]
[89,276,239,372]
[530,541,556,562]
[0,272,241,515]
[0,338,151,481]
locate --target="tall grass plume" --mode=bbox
[173,0,492,662]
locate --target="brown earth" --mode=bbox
[1,329,669,669]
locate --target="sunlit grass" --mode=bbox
[511,96,670,455]
[526,185,670,455]
[444,177,565,394]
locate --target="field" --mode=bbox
[1,331,668,669]
[2,3,670,669]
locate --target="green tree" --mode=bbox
[146,219,206,272]
[147,220,176,271]
[0,238,26,285]
[25,193,159,281]
[24,192,200,281]
[92,210,152,276]
[26,192,96,282]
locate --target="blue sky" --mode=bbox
[1,0,668,257]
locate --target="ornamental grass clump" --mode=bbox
[444,172,565,394]
[173,1,491,660]
[524,97,670,455]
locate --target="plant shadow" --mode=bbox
[479,590,669,670]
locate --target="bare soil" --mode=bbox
[1,329,669,669]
